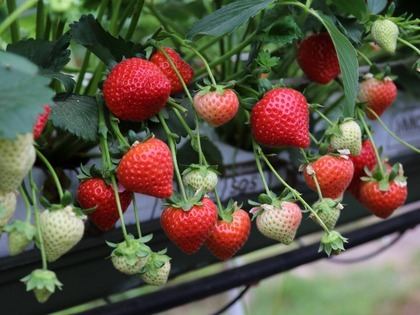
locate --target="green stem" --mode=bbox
[167,98,188,114]
[357,109,384,174]
[18,186,32,223]
[0,0,37,36]
[397,37,420,55]
[132,193,142,238]
[109,115,130,147]
[110,175,130,244]
[312,108,335,127]
[125,0,145,40]
[357,50,373,66]
[29,170,48,270]
[251,140,271,194]
[35,0,44,39]
[194,32,257,78]
[184,35,226,62]
[309,132,319,146]
[6,0,19,42]
[259,148,331,234]
[366,107,420,154]
[35,149,64,200]
[157,113,187,201]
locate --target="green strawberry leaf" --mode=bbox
[367,0,387,14]
[0,51,54,139]
[186,0,276,40]
[333,0,370,21]
[317,12,359,117]
[69,14,145,66]
[256,14,302,45]
[50,94,99,142]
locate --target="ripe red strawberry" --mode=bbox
[297,32,340,84]
[371,19,399,54]
[161,195,218,254]
[205,202,251,260]
[359,163,407,219]
[77,178,133,231]
[347,139,377,198]
[140,251,171,286]
[182,164,218,193]
[117,138,173,198]
[39,205,86,262]
[358,75,397,120]
[250,88,309,148]
[303,154,354,199]
[329,120,362,156]
[0,133,36,192]
[109,237,152,275]
[33,105,51,139]
[193,87,239,127]
[102,58,171,121]
[252,201,302,245]
[0,190,17,232]
[150,47,194,95]
[21,269,62,303]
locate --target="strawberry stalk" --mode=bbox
[28,170,48,270]
[132,193,143,238]
[108,114,130,147]
[18,185,33,223]
[157,112,187,201]
[356,108,385,175]
[35,149,64,200]
[365,107,420,154]
[97,98,131,244]
[124,0,145,40]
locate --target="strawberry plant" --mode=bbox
[0,0,419,306]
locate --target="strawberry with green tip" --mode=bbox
[102,58,171,122]
[250,88,309,148]
[109,235,152,275]
[21,269,62,303]
[193,86,239,127]
[150,47,195,95]
[371,19,399,54]
[3,220,36,255]
[359,163,407,219]
[39,205,86,262]
[310,198,343,231]
[182,164,218,193]
[329,119,362,156]
[160,188,218,254]
[0,190,17,233]
[0,133,36,192]
[205,200,251,260]
[250,192,302,245]
[117,137,173,198]
[358,74,397,120]
[140,251,171,286]
[303,153,354,199]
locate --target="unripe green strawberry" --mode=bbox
[39,205,86,262]
[140,252,171,286]
[0,134,36,192]
[3,220,36,255]
[109,237,151,275]
[310,198,343,230]
[0,190,17,231]
[21,269,62,303]
[330,120,362,156]
[182,165,218,193]
[371,19,399,54]
[253,201,302,245]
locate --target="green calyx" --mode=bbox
[108,234,153,265]
[181,163,220,178]
[311,198,343,215]
[139,249,171,277]
[219,198,241,223]
[3,220,36,240]
[248,189,294,220]
[361,162,407,192]
[164,185,206,211]
[319,231,348,256]
[20,269,63,303]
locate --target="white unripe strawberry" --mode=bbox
[371,19,399,54]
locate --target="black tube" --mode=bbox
[80,208,420,315]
